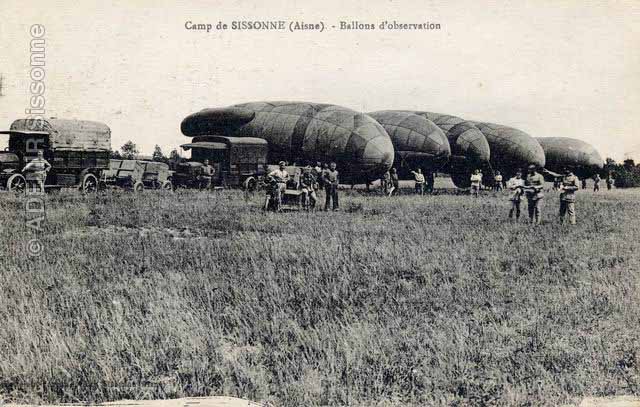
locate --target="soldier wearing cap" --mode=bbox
[506,170,524,220]
[524,164,545,224]
[470,169,482,197]
[199,159,215,189]
[22,150,52,192]
[300,165,318,210]
[606,172,614,190]
[268,161,290,211]
[410,168,425,195]
[323,161,339,210]
[494,171,503,192]
[426,170,435,194]
[559,167,580,225]
[388,168,400,196]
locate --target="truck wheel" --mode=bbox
[161,180,173,191]
[243,177,257,192]
[7,174,26,194]
[81,173,98,193]
[133,181,144,193]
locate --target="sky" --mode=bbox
[1,0,639,161]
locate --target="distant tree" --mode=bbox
[152,145,167,162]
[110,150,122,159]
[624,159,635,169]
[121,141,139,160]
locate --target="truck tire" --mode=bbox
[7,174,26,194]
[243,176,257,192]
[81,173,98,193]
[133,181,144,193]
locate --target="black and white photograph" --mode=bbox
[1,1,639,406]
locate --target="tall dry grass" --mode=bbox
[0,184,638,406]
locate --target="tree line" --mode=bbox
[605,157,640,188]
[110,141,180,163]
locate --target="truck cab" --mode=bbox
[180,135,268,189]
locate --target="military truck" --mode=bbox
[0,118,110,193]
[179,135,268,190]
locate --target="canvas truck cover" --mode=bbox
[7,119,111,152]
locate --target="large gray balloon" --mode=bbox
[471,122,546,178]
[367,110,450,175]
[414,113,490,165]
[413,112,491,187]
[536,137,603,178]
[181,102,394,182]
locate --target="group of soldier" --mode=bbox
[460,165,614,225]
[264,161,340,212]
[20,149,610,225]
[501,165,588,225]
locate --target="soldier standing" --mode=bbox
[381,170,391,195]
[559,168,580,225]
[268,161,290,211]
[300,165,318,210]
[581,178,587,189]
[470,169,482,197]
[524,165,545,225]
[593,174,601,192]
[494,171,503,191]
[388,168,400,196]
[411,168,425,195]
[199,159,215,189]
[426,171,435,194]
[606,173,614,190]
[22,150,52,192]
[506,170,524,220]
[323,162,339,211]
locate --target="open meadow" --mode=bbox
[0,181,639,406]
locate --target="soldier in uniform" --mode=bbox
[411,168,425,195]
[22,150,52,192]
[388,168,400,196]
[470,169,482,197]
[199,159,215,189]
[494,171,503,192]
[606,173,614,190]
[300,165,318,210]
[268,161,290,211]
[506,170,524,220]
[524,164,545,225]
[323,161,339,211]
[381,170,391,195]
[593,174,601,192]
[426,171,435,194]
[559,167,580,225]
[581,178,587,189]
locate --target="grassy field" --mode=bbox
[0,181,639,406]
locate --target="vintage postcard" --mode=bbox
[0,1,639,406]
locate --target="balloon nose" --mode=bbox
[459,131,490,164]
[362,136,394,173]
